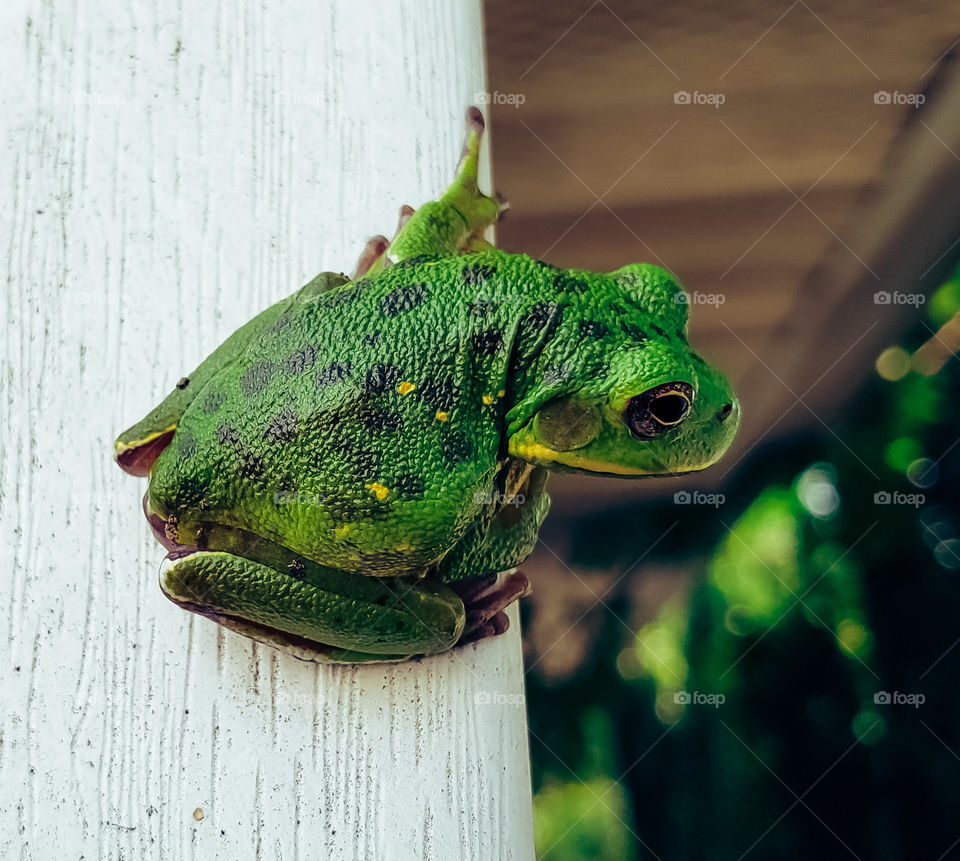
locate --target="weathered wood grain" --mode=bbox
[0,1,535,857]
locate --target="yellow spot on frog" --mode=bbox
[497,389,505,398]
[435,410,449,422]
[395,540,412,552]
[397,381,415,395]
[365,482,389,500]
[334,524,351,538]
[482,394,494,405]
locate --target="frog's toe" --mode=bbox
[463,105,485,150]
[459,611,510,645]
[394,204,415,237]
[451,570,531,644]
[495,191,510,222]
[352,234,390,278]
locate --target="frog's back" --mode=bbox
[146,252,541,575]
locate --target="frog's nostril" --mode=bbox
[717,403,733,423]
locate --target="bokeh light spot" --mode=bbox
[885,437,922,473]
[797,464,840,519]
[852,709,886,745]
[934,539,960,570]
[875,346,911,381]
[907,457,938,488]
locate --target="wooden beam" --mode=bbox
[733,48,960,455]
[1,2,535,858]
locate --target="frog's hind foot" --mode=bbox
[451,569,531,645]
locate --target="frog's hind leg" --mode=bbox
[375,107,505,266]
[159,549,466,663]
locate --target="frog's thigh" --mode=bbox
[160,551,465,660]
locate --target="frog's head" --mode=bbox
[506,263,740,477]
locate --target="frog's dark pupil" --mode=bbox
[625,382,694,438]
[649,394,689,426]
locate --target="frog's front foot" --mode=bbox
[451,570,531,645]
[351,205,417,278]
[351,233,390,278]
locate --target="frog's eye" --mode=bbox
[625,382,694,438]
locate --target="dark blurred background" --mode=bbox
[482,2,960,857]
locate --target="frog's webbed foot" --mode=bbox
[450,570,531,645]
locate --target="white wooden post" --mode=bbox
[1,1,536,858]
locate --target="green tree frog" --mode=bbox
[115,108,739,663]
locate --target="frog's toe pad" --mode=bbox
[495,191,510,221]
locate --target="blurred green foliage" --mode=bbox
[527,265,960,859]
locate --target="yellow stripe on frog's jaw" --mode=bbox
[114,424,177,456]
[508,439,655,476]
